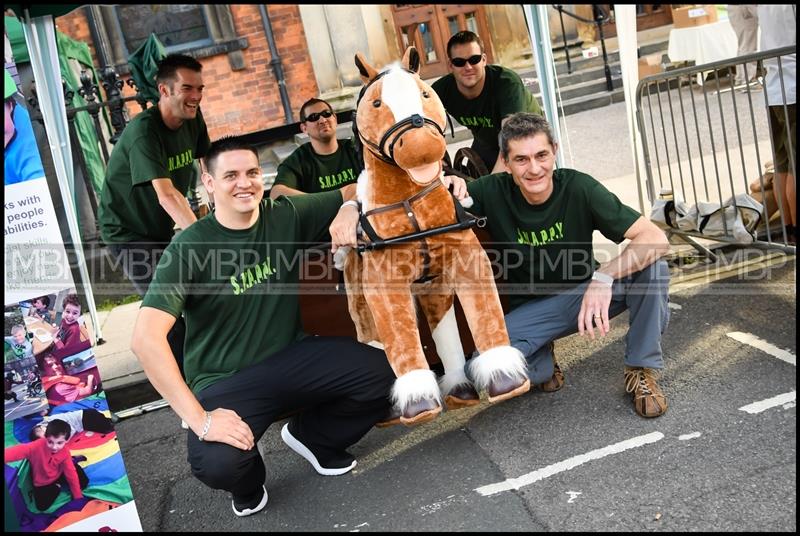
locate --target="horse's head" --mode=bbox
[354,47,447,185]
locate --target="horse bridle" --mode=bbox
[352,68,451,166]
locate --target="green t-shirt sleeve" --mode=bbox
[289,190,343,243]
[587,179,641,243]
[273,151,303,190]
[129,135,168,186]
[141,241,189,318]
[466,176,490,218]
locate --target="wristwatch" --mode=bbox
[591,271,614,286]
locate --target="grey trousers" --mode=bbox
[503,260,670,384]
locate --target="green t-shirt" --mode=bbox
[466,169,640,311]
[273,139,362,193]
[431,65,542,153]
[98,106,211,244]
[142,191,343,393]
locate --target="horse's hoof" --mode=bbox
[444,383,481,410]
[399,398,442,426]
[487,374,530,403]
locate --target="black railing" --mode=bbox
[551,5,614,91]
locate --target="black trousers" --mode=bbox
[33,461,89,511]
[186,336,394,498]
[107,242,186,375]
[82,408,115,434]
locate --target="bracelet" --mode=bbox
[339,200,359,211]
[197,411,212,441]
[591,271,614,287]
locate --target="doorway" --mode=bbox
[389,5,493,79]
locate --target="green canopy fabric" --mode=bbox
[127,34,166,105]
[4,14,29,64]
[5,14,109,197]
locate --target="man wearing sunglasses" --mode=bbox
[432,31,543,175]
[270,98,363,199]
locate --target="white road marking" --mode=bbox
[739,391,796,414]
[566,491,582,503]
[726,332,796,366]
[474,432,664,496]
[678,432,702,440]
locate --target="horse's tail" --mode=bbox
[342,249,381,344]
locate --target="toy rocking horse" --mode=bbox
[341,47,530,426]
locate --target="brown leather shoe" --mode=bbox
[536,344,564,392]
[486,373,530,403]
[624,366,668,418]
[444,382,480,410]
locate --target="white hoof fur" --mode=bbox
[391,369,441,414]
[468,346,528,391]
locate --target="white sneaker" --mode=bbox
[280,424,356,476]
[231,485,268,517]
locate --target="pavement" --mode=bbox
[84,100,796,531]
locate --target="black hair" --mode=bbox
[446,31,484,58]
[44,419,71,440]
[205,136,260,175]
[499,112,554,160]
[156,54,203,86]
[62,293,81,311]
[34,295,51,308]
[299,98,333,122]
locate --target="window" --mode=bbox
[114,5,213,56]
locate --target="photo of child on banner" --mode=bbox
[4,395,135,532]
[4,307,48,422]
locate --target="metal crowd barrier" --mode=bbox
[636,45,796,259]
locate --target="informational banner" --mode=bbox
[4,47,143,532]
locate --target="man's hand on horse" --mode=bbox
[442,174,469,200]
[330,202,360,253]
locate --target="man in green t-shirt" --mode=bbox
[98,54,211,372]
[131,137,393,518]
[397,113,671,419]
[467,112,671,418]
[270,98,362,198]
[431,31,543,175]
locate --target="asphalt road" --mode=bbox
[113,258,796,532]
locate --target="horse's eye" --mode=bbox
[372,99,381,107]
[422,91,430,98]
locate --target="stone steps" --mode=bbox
[257,37,670,178]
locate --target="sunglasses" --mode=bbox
[450,54,483,68]
[303,109,333,123]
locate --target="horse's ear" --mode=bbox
[355,52,378,83]
[403,46,421,74]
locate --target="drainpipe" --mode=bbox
[84,6,110,68]
[258,4,294,123]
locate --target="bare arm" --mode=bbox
[269,184,307,199]
[131,307,254,450]
[151,178,198,231]
[578,216,670,339]
[329,184,359,252]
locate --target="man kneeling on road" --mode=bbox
[462,112,672,418]
[131,137,394,517]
